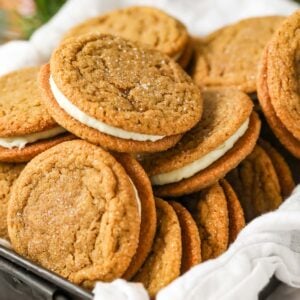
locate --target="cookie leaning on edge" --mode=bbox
[62,6,191,68]
[133,198,182,297]
[0,163,25,239]
[39,34,202,153]
[0,67,74,162]
[257,11,300,158]
[141,88,260,197]
[8,140,141,287]
[191,16,284,93]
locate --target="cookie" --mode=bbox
[140,88,260,197]
[0,67,74,162]
[0,163,25,239]
[62,6,190,67]
[226,145,282,222]
[169,201,201,273]
[39,34,202,153]
[191,16,284,93]
[8,140,140,287]
[220,179,245,243]
[133,198,181,297]
[113,153,157,280]
[257,12,300,157]
[184,183,229,261]
[258,139,295,198]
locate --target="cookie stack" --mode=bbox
[1,6,298,297]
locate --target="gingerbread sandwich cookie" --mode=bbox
[257,11,300,158]
[191,16,284,93]
[141,88,260,197]
[39,34,202,153]
[63,6,191,68]
[8,140,141,287]
[0,67,73,162]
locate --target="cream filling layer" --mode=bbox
[129,178,142,217]
[49,76,165,142]
[0,127,66,149]
[151,118,250,185]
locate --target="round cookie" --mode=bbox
[0,67,73,162]
[140,88,260,197]
[39,34,202,153]
[257,48,300,158]
[62,6,189,67]
[113,153,157,280]
[184,183,229,261]
[169,201,201,273]
[191,16,284,93]
[0,163,25,239]
[267,11,300,140]
[258,139,295,198]
[8,140,140,287]
[226,145,282,222]
[220,179,245,243]
[133,198,181,297]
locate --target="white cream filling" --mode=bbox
[0,127,66,149]
[151,118,250,185]
[49,76,165,142]
[129,178,142,217]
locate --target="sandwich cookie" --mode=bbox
[133,198,181,297]
[227,145,282,222]
[169,201,201,273]
[0,67,73,162]
[191,16,284,93]
[141,88,260,197]
[8,140,141,287]
[257,11,300,158]
[183,183,229,261]
[113,153,157,280]
[0,163,25,239]
[258,139,295,198]
[62,6,191,68]
[39,34,202,153]
[220,179,245,243]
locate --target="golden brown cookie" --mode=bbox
[0,67,73,162]
[226,145,282,222]
[169,201,201,274]
[62,6,189,66]
[39,34,202,153]
[257,48,300,158]
[258,139,295,198]
[133,198,181,297]
[191,16,284,93]
[220,179,245,243]
[113,153,156,280]
[140,88,260,197]
[0,163,25,239]
[184,183,229,261]
[8,140,140,287]
[267,11,300,140]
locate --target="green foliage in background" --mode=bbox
[21,0,66,39]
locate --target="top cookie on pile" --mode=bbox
[62,6,189,62]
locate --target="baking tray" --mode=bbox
[0,117,297,300]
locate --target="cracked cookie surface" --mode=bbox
[50,34,202,136]
[63,6,189,60]
[191,16,284,93]
[8,140,140,286]
[0,67,57,137]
